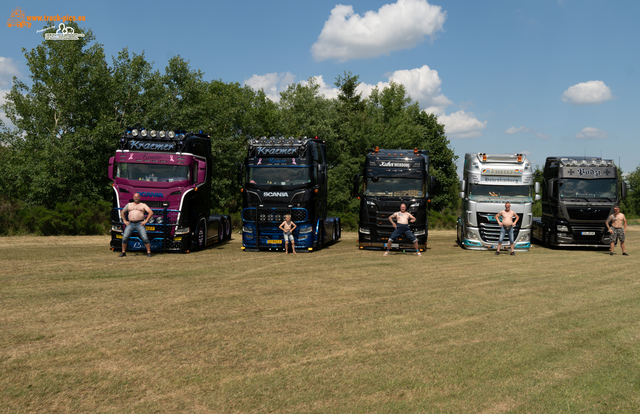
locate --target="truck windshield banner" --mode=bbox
[128,141,176,152]
[480,177,522,183]
[560,167,615,179]
[373,161,419,168]
[255,147,298,156]
[482,168,523,175]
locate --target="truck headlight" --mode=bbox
[557,225,569,232]
[359,227,370,234]
[175,226,190,234]
[112,224,123,232]
[299,225,313,234]
[243,226,253,233]
[466,231,478,240]
[414,229,426,236]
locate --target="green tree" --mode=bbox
[0,22,113,206]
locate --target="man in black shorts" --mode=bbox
[384,203,421,257]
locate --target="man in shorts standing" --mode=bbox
[120,193,154,257]
[607,205,628,256]
[384,203,421,257]
[495,202,519,256]
[278,214,297,254]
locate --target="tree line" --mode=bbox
[0,23,460,234]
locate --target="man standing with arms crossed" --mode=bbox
[120,192,153,257]
[384,203,421,257]
[495,202,519,256]
[607,205,628,256]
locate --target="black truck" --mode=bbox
[353,147,435,251]
[532,156,627,247]
[240,137,340,252]
[108,128,232,253]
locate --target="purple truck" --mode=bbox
[108,128,232,253]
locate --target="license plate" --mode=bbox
[581,231,595,236]
[391,243,399,248]
[268,240,282,244]
[145,226,155,231]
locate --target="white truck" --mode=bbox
[456,153,540,251]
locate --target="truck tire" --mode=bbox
[225,217,232,239]
[336,218,341,239]
[218,220,224,242]
[195,218,206,250]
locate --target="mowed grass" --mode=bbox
[2,230,640,413]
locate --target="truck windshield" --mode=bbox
[364,177,424,197]
[116,163,191,182]
[559,179,617,200]
[469,184,531,200]
[247,166,313,186]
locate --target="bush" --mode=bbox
[0,198,111,236]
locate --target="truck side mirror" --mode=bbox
[547,180,554,198]
[318,164,326,185]
[352,173,361,198]
[459,191,465,199]
[460,179,466,191]
[430,176,437,194]
[108,157,115,180]
[535,194,541,201]
[621,181,628,200]
[534,182,540,194]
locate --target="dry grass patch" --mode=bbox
[2,230,640,412]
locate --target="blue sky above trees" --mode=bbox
[2,0,639,173]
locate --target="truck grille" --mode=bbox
[566,207,610,221]
[477,213,520,243]
[242,207,307,223]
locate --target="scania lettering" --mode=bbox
[457,153,539,251]
[240,137,341,252]
[108,128,232,253]
[532,157,626,247]
[353,147,435,251]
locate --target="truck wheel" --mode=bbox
[225,217,231,239]
[195,218,206,250]
[456,222,461,244]
[218,220,224,242]
[336,218,341,239]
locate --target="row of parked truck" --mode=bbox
[108,128,626,253]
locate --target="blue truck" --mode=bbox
[240,137,340,252]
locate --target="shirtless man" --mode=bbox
[606,205,628,256]
[495,202,519,256]
[384,203,421,257]
[120,193,153,257]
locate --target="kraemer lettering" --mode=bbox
[129,141,176,151]
[256,147,297,156]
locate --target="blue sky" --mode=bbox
[2,0,639,174]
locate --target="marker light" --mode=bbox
[482,153,487,162]
[414,147,418,154]
[517,154,522,162]
[375,146,379,153]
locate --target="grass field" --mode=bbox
[2,230,640,413]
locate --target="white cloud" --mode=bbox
[244,64,485,139]
[575,127,608,139]
[561,80,614,105]
[0,57,20,128]
[0,57,20,88]
[505,126,531,135]
[311,0,446,62]
[437,110,487,139]
[244,72,296,102]
[300,75,340,100]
